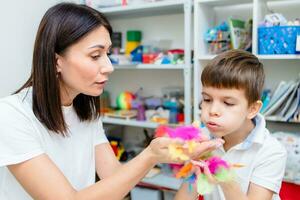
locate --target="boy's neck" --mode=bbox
[222,118,255,152]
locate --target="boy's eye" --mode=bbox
[203,98,211,102]
[224,102,234,106]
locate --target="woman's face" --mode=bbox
[56,26,113,104]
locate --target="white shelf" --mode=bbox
[197,55,217,60]
[265,117,300,124]
[195,0,252,6]
[194,0,300,123]
[102,0,192,125]
[261,0,300,4]
[197,54,300,61]
[113,64,186,69]
[140,172,182,191]
[99,0,186,18]
[101,116,159,129]
[257,55,300,60]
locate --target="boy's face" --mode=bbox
[200,86,258,138]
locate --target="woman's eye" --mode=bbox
[203,98,211,102]
[91,55,100,60]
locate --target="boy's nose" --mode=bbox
[209,103,221,117]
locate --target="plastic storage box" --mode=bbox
[258,26,300,54]
[131,187,162,200]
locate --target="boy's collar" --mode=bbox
[239,113,266,149]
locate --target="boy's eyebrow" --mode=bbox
[201,92,210,96]
[202,92,237,100]
[223,96,238,101]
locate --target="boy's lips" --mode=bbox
[206,121,220,130]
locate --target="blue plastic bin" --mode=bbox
[258,26,300,55]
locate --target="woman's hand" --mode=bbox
[144,137,224,165]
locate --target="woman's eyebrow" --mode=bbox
[88,44,105,49]
[88,44,112,49]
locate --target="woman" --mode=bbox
[0,3,222,200]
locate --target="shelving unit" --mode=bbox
[101,116,159,129]
[193,0,300,126]
[96,1,193,196]
[113,63,186,69]
[99,0,193,129]
[100,0,187,18]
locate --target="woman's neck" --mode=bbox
[59,83,77,106]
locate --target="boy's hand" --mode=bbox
[186,138,224,160]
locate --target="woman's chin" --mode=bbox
[84,89,104,97]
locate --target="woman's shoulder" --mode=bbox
[0,88,33,120]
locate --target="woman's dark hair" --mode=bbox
[16,3,112,135]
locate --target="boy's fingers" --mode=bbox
[195,134,209,142]
[193,139,224,154]
[203,164,218,184]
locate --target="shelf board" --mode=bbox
[262,0,300,5]
[140,172,182,191]
[198,54,300,61]
[113,63,186,69]
[265,117,300,124]
[257,55,300,60]
[195,0,252,6]
[197,55,217,60]
[101,116,159,129]
[98,0,186,18]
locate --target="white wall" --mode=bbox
[0,0,81,98]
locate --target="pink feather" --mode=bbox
[207,156,230,174]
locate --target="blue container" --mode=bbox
[258,26,300,55]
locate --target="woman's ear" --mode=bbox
[55,53,62,73]
[247,100,263,119]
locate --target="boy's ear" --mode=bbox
[247,100,263,119]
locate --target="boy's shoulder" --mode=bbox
[261,130,287,154]
[250,114,287,156]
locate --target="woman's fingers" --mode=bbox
[153,137,185,148]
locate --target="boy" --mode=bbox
[175,50,287,200]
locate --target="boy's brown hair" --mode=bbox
[201,49,265,105]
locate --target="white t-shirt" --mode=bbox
[0,87,108,200]
[204,114,287,200]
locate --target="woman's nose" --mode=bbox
[101,55,114,74]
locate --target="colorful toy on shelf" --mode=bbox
[109,138,128,161]
[131,99,146,121]
[116,91,136,110]
[125,30,142,56]
[205,22,230,54]
[154,124,238,195]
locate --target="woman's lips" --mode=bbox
[95,80,107,87]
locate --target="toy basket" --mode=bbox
[258,26,300,55]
